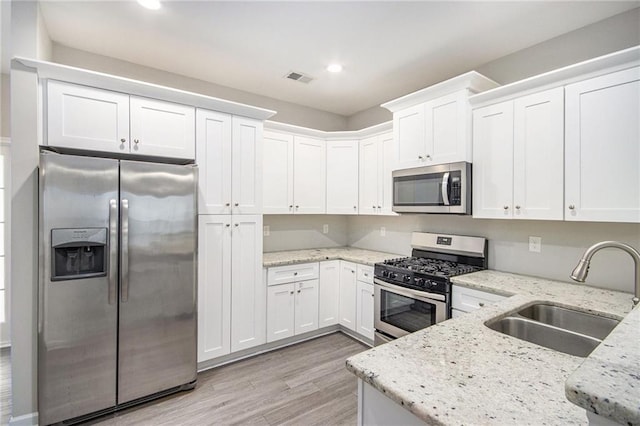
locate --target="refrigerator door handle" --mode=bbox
[108,199,118,305]
[121,199,130,303]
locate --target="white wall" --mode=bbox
[263,215,348,252]
[51,44,349,131]
[1,73,9,137]
[347,215,640,294]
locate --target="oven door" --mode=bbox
[374,279,448,339]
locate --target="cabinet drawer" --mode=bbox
[356,264,374,284]
[451,285,507,313]
[267,262,319,286]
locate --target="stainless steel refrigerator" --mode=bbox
[38,151,197,425]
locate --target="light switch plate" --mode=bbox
[529,236,541,253]
[263,226,270,237]
[323,224,329,234]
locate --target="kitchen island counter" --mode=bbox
[346,270,636,425]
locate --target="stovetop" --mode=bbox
[381,257,481,277]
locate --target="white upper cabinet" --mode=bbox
[565,67,640,223]
[47,80,195,160]
[231,117,263,214]
[359,132,397,215]
[196,110,262,215]
[196,110,232,214]
[47,80,130,154]
[263,131,294,214]
[383,72,499,169]
[473,87,564,220]
[326,140,359,214]
[129,96,195,159]
[293,136,326,214]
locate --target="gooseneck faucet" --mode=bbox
[570,241,640,307]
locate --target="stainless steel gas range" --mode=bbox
[373,232,487,345]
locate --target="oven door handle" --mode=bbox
[374,278,446,303]
[441,172,450,206]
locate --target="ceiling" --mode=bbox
[34,1,640,116]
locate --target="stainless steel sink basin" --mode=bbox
[516,303,619,340]
[486,304,620,357]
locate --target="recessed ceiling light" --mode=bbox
[327,64,343,73]
[137,0,161,10]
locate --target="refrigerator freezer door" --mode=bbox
[38,152,119,425]
[117,160,197,404]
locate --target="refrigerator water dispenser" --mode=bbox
[51,228,108,280]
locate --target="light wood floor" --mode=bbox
[0,333,367,425]
[1,347,11,426]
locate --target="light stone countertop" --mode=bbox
[346,270,636,426]
[262,247,402,268]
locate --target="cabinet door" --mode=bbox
[197,215,231,362]
[565,67,640,223]
[130,96,195,159]
[196,109,232,214]
[47,80,130,154]
[513,87,564,220]
[263,131,295,214]
[472,101,514,219]
[266,283,295,342]
[379,132,397,216]
[232,117,262,214]
[339,261,357,332]
[395,103,426,168]
[359,136,380,215]
[294,279,319,335]
[426,90,470,164]
[319,261,340,327]
[230,215,265,351]
[293,136,326,214]
[326,140,359,214]
[356,281,375,341]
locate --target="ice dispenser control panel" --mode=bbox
[51,228,108,281]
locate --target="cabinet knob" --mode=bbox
[225,224,230,227]
[372,205,376,209]
[503,206,509,210]
[515,205,521,210]
[297,289,301,293]
[351,270,355,274]
[371,293,374,298]
[294,272,298,276]
[568,205,575,210]
[234,223,239,227]
[225,203,230,207]
[479,302,485,307]
[133,139,140,144]
[377,206,381,209]
[120,138,126,143]
[426,154,432,160]
[234,203,239,207]
[295,205,299,209]
[290,291,294,295]
[289,205,293,209]
[354,206,357,209]
[418,155,423,160]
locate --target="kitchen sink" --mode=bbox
[486,304,620,357]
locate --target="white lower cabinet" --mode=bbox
[339,261,358,332]
[319,260,341,327]
[266,263,320,343]
[356,281,375,340]
[451,285,507,314]
[197,214,264,363]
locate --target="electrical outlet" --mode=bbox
[380,227,386,237]
[529,236,541,253]
[263,226,270,237]
[323,224,329,234]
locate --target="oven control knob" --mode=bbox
[381,270,389,278]
[403,275,411,283]
[415,278,425,286]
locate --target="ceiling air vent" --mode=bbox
[284,71,314,84]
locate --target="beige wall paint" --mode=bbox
[477,7,640,84]
[52,44,349,131]
[1,73,8,137]
[263,215,348,252]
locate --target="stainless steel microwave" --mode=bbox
[392,162,471,214]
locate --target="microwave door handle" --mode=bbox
[441,172,450,205]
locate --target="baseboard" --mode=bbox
[9,412,38,426]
